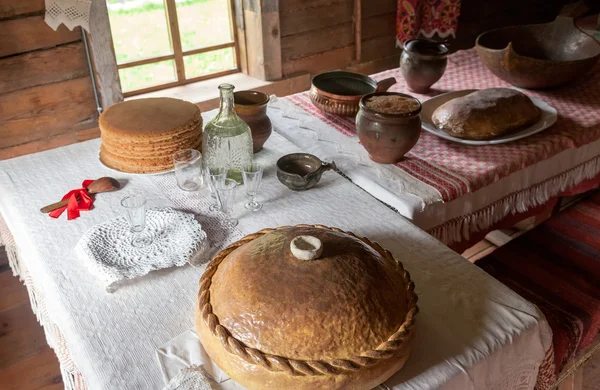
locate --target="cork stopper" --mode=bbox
[290,236,323,261]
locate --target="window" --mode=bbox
[107,0,239,97]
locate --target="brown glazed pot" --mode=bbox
[234,91,272,153]
[400,39,449,93]
[309,71,396,117]
[356,92,422,164]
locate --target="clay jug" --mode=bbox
[400,39,449,93]
[233,91,272,153]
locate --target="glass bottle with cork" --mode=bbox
[202,84,253,183]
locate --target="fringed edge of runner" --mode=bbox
[428,156,600,246]
[534,348,557,390]
[0,216,88,390]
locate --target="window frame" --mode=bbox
[86,0,283,110]
[110,0,242,97]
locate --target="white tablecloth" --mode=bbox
[0,119,551,389]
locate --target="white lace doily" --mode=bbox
[45,0,92,31]
[162,366,214,390]
[75,208,208,291]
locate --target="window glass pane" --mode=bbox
[177,0,234,52]
[107,0,173,64]
[118,60,177,93]
[183,48,236,79]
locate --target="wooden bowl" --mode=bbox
[476,15,600,89]
[309,71,396,117]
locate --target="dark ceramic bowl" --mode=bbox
[276,153,336,191]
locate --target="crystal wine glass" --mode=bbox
[242,163,263,211]
[215,178,238,228]
[120,191,151,248]
[204,167,228,211]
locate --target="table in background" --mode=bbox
[0,120,552,389]
[271,48,600,251]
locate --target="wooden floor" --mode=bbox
[0,244,598,389]
[0,249,63,390]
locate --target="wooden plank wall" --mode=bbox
[279,0,399,77]
[0,0,400,159]
[0,0,99,160]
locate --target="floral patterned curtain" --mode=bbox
[396,0,461,47]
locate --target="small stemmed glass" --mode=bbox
[204,167,228,211]
[215,178,238,228]
[120,191,151,248]
[242,163,263,211]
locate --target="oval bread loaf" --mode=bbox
[431,88,540,140]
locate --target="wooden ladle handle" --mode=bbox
[40,199,70,213]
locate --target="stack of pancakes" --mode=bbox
[99,97,202,174]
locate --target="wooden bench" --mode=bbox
[476,190,600,390]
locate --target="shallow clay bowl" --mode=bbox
[476,15,600,89]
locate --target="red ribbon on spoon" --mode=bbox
[49,179,95,220]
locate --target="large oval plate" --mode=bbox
[421,89,558,145]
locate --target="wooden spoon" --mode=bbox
[40,177,121,213]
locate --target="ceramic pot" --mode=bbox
[400,39,449,93]
[276,153,336,191]
[356,92,421,164]
[233,91,272,153]
[309,71,396,117]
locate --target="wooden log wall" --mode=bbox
[279,0,400,77]
[0,0,99,160]
[0,0,401,159]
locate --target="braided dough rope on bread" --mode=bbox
[198,224,419,377]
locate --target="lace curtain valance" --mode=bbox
[45,0,92,31]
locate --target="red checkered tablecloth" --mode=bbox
[284,49,600,202]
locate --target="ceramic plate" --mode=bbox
[420,89,558,145]
[98,153,175,176]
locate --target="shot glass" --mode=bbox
[120,191,151,248]
[174,149,203,191]
[215,178,238,228]
[204,167,228,211]
[242,163,263,211]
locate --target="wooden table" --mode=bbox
[0,122,552,389]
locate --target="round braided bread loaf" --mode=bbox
[195,225,418,389]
